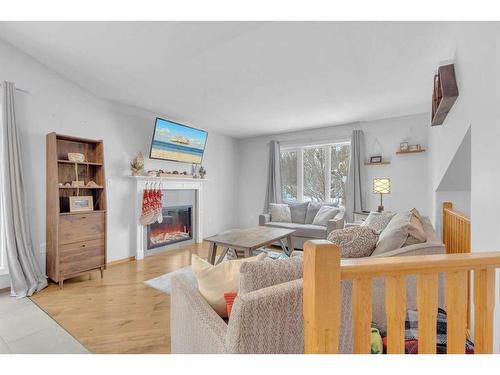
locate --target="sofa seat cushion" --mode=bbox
[264,222,326,238]
[191,252,267,317]
[327,226,379,258]
[239,255,303,294]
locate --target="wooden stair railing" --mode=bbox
[303,240,500,354]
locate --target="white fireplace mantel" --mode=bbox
[129,176,208,260]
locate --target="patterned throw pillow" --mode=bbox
[269,203,291,223]
[327,226,379,258]
[361,212,395,234]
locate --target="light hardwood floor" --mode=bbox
[30,242,211,354]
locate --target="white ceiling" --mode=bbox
[0,22,454,138]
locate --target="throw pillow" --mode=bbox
[405,211,427,246]
[239,255,303,294]
[289,202,309,224]
[223,292,237,317]
[269,203,291,223]
[327,226,379,258]
[305,202,324,224]
[191,252,267,317]
[372,211,412,256]
[312,205,340,226]
[361,211,395,234]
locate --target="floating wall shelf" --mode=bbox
[431,64,459,126]
[364,161,391,166]
[396,149,426,155]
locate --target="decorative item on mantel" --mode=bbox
[130,152,145,176]
[199,166,207,179]
[68,152,85,162]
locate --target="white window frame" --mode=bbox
[280,139,350,203]
[0,91,6,275]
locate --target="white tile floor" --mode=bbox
[0,292,88,354]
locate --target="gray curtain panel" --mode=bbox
[263,140,282,212]
[346,130,366,222]
[1,81,47,297]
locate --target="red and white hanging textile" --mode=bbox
[139,183,164,225]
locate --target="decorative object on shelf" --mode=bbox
[86,180,101,188]
[130,152,145,176]
[68,152,85,162]
[64,182,71,187]
[431,63,459,126]
[58,182,63,187]
[399,142,409,152]
[147,170,157,177]
[192,163,200,178]
[69,195,94,212]
[71,180,85,188]
[373,177,391,213]
[369,155,382,164]
[409,144,421,152]
[199,166,206,179]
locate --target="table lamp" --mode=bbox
[373,178,391,212]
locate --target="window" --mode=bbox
[280,141,350,205]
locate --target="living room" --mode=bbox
[0,2,499,371]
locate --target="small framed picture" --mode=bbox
[400,142,409,152]
[69,196,94,212]
[370,155,382,164]
[409,144,420,152]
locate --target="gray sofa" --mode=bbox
[259,203,346,250]
[170,215,445,354]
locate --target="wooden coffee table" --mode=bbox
[204,226,296,265]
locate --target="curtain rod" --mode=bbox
[0,83,30,94]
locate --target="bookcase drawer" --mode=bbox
[59,212,105,245]
[60,238,105,276]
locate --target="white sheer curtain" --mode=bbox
[1,81,47,297]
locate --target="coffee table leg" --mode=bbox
[278,239,288,254]
[216,247,229,265]
[208,242,217,264]
[286,234,294,255]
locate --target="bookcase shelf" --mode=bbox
[46,133,107,288]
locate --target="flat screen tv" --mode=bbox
[149,117,208,164]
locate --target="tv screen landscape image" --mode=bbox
[149,118,208,164]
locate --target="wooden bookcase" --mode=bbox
[46,133,107,288]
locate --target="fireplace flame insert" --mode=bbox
[147,205,193,250]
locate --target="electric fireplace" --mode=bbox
[146,205,193,250]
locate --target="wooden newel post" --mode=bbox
[303,240,341,354]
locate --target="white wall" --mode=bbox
[427,23,500,350]
[0,38,239,274]
[237,113,430,228]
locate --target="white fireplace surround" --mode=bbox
[130,176,207,259]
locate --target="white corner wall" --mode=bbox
[236,113,430,228]
[0,38,239,271]
[427,22,500,350]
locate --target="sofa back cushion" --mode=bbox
[304,202,336,224]
[289,202,309,224]
[269,203,291,223]
[312,206,340,226]
[372,211,411,256]
[239,255,303,294]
